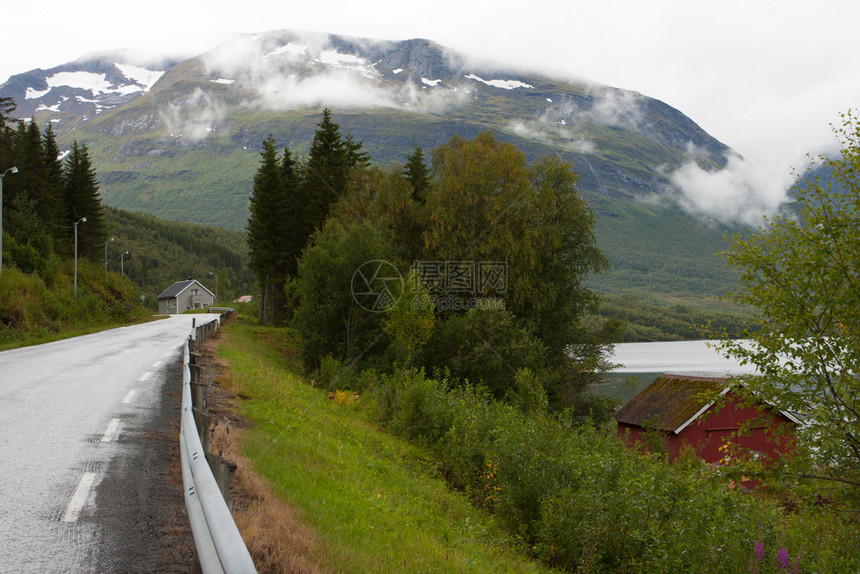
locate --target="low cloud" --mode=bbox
[258,71,392,110]
[508,120,595,154]
[667,150,801,226]
[159,88,224,140]
[201,31,468,114]
[541,86,647,132]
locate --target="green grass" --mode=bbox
[218,317,553,573]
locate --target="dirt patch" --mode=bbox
[197,331,328,574]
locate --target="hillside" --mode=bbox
[1,30,743,304]
[103,208,255,304]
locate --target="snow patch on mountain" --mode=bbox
[464,74,533,90]
[267,43,307,58]
[115,63,163,91]
[47,71,113,93]
[26,87,51,99]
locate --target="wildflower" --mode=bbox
[754,540,765,561]
[777,547,790,568]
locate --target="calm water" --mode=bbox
[592,340,757,405]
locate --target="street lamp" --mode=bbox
[74,217,87,297]
[0,166,19,275]
[104,237,114,281]
[121,251,129,276]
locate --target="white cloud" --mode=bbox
[508,120,596,154]
[258,70,394,110]
[159,88,225,140]
[199,32,470,114]
[667,150,804,226]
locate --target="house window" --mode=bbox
[191,288,199,295]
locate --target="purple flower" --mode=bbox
[777,547,790,568]
[754,540,765,561]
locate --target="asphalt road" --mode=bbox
[0,315,216,573]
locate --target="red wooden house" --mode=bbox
[614,374,801,464]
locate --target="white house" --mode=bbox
[156,279,215,314]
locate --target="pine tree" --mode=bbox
[299,108,367,239]
[403,144,431,201]
[279,144,304,278]
[247,135,293,324]
[42,124,65,242]
[62,142,107,258]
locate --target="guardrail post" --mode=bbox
[205,452,238,511]
[190,381,206,411]
[192,407,211,453]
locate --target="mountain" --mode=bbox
[0,30,742,305]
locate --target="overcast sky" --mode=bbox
[2,0,858,220]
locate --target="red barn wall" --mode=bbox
[617,393,796,465]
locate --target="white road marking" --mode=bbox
[139,371,152,381]
[101,418,120,443]
[62,472,97,523]
[122,390,138,404]
[152,360,162,368]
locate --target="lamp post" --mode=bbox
[104,237,114,281]
[0,166,19,276]
[74,217,87,297]
[121,251,129,276]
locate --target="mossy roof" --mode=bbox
[613,374,726,434]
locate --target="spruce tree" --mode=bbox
[247,135,292,324]
[299,108,367,240]
[42,124,65,242]
[279,145,303,277]
[403,144,431,201]
[61,142,107,258]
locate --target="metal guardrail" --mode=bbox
[180,311,256,573]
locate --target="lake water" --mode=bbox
[592,340,757,405]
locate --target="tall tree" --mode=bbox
[403,144,431,201]
[718,110,860,507]
[61,142,107,258]
[279,144,304,277]
[422,132,612,407]
[41,124,65,243]
[247,135,293,324]
[299,108,366,241]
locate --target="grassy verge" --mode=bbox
[215,315,552,573]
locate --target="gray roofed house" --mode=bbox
[156,279,215,314]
